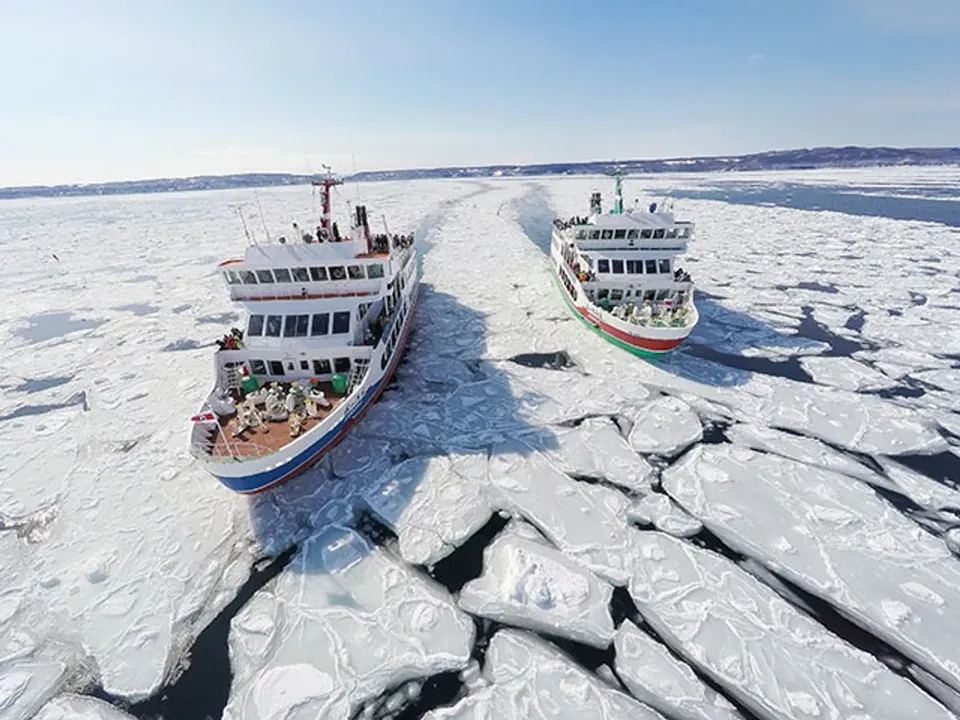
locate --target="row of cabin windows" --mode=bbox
[596,258,671,275]
[595,288,684,303]
[249,357,352,377]
[247,311,351,338]
[226,263,385,286]
[576,226,691,241]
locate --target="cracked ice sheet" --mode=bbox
[488,440,635,585]
[628,494,703,538]
[363,454,494,566]
[423,630,664,720]
[614,620,742,720]
[521,417,654,493]
[626,531,954,720]
[799,356,898,392]
[626,395,703,456]
[458,522,615,648]
[32,694,135,719]
[664,445,960,694]
[224,526,473,720]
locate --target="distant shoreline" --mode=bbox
[3,146,959,201]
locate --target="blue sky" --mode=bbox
[0,0,957,185]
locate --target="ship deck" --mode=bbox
[209,381,346,459]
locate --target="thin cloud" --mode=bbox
[747,53,765,64]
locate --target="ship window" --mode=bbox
[292,267,310,282]
[268,360,285,375]
[614,229,626,239]
[300,360,310,371]
[334,357,351,374]
[655,289,669,301]
[597,289,609,299]
[640,229,652,239]
[284,314,309,337]
[612,259,624,274]
[250,359,267,375]
[332,311,350,334]
[265,315,282,337]
[680,227,691,238]
[653,229,665,239]
[273,268,292,282]
[358,303,369,320]
[601,229,613,239]
[348,265,364,280]
[666,228,678,239]
[645,259,657,274]
[255,269,274,283]
[659,259,671,274]
[311,313,329,336]
[367,263,384,279]
[627,229,639,240]
[309,266,328,281]
[225,271,241,284]
[313,359,332,375]
[611,289,623,301]
[597,259,610,273]
[576,230,586,239]
[329,266,346,280]
[625,260,638,274]
[247,314,264,336]
[590,230,600,239]
[240,270,258,284]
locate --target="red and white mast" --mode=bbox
[311,164,342,232]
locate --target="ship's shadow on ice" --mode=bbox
[245,283,559,569]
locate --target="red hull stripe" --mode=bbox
[574,305,684,352]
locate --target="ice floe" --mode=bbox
[664,445,960,694]
[224,526,473,719]
[626,530,954,719]
[32,694,136,719]
[628,494,703,538]
[800,356,898,392]
[614,620,742,720]
[423,630,664,719]
[458,523,615,648]
[626,395,703,456]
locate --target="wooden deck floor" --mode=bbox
[209,381,345,458]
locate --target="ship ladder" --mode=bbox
[347,358,369,393]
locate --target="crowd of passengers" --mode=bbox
[553,216,589,230]
[370,233,415,253]
[276,222,415,252]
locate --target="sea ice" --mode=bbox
[224,526,473,719]
[628,494,703,538]
[422,630,665,719]
[458,524,615,648]
[32,694,136,719]
[664,445,960,694]
[626,530,954,720]
[799,356,898,392]
[614,620,742,720]
[626,395,703,456]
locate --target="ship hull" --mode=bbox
[549,250,696,358]
[202,285,418,494]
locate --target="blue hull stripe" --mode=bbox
[208,290,417,494]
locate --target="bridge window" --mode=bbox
[597,259,610,273]
[332,311,350,334]
[249,359,267,375]
[311,313,329,336]
[640,229,652,240]
[334,357,351,374]
[309,266,328,281]
[329,266,346,280]
[645,260,657,274]
[225,271,241,284]
[240,270,258,284]
[265,315,282,337]
[248,314,264,336]
[680,227,691,238]
[268,360,285,375]
[367,264,384,279]
[653,229,665,239]
[601,229,613,239]
[659,259,671,274]
[292,267,310,282]
[273,268,292,282]
[255,270,274,283]
[284,314,309,337]
[590,230,600,239]
[614,229,626,239]
[627,229,639,240]
[666,228,678,239]
[611,259,624,274]
[348,265,364,280]
[576,230,586,239]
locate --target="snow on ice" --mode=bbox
[3,168,960,716]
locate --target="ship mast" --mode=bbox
[311,164,343,232]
